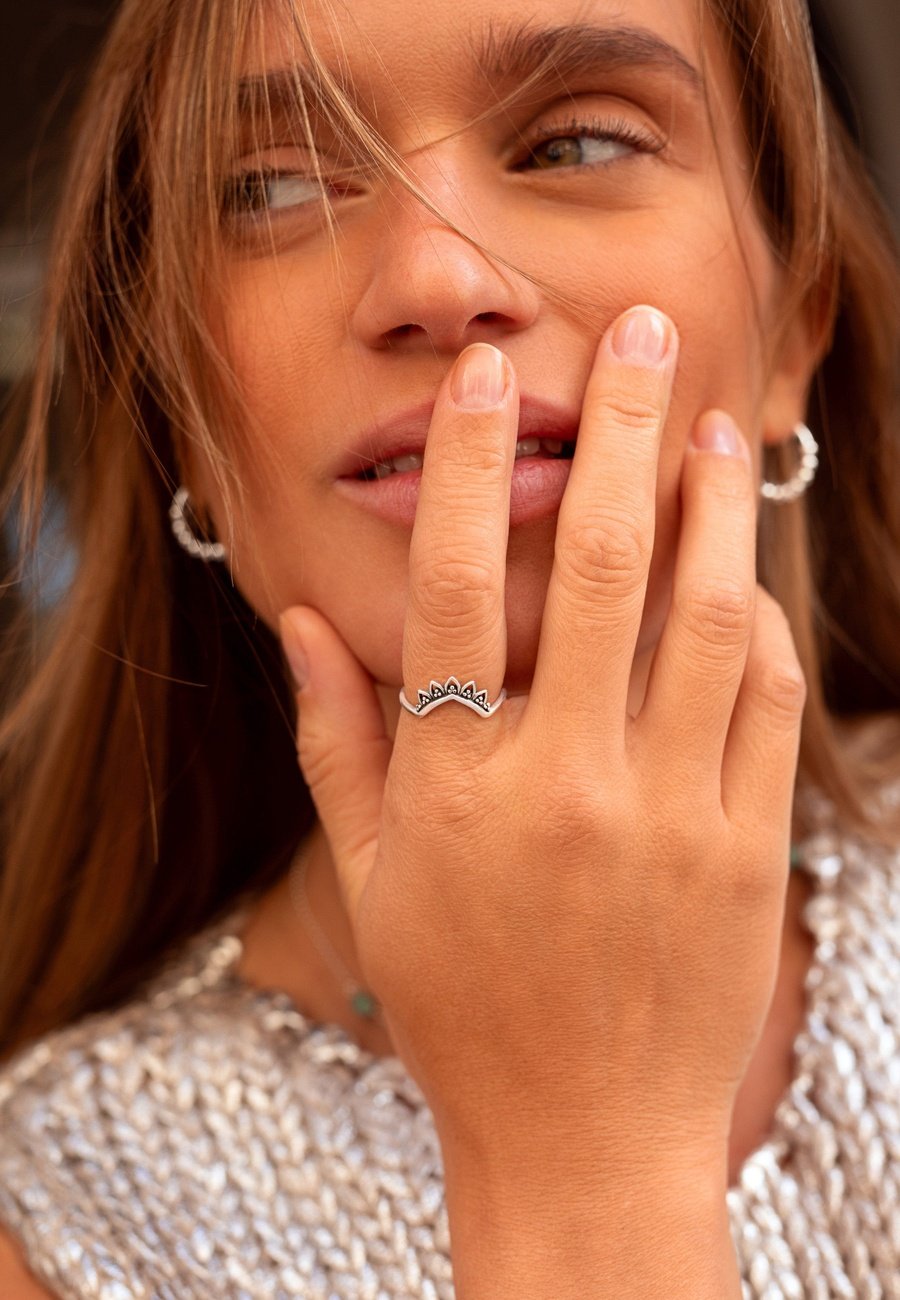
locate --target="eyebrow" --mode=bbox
[234,21,704,124]
[471,21,703,99]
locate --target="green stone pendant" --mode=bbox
[350,989,378,1020]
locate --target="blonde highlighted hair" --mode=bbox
[1,0,898,1057]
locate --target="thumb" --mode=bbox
[278,605,392,923]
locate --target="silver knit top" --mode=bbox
[1,783,898,1300]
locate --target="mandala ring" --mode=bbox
[399,676,507,718]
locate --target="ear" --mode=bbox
[760,289,833,448]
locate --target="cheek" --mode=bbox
[586,205,770,431]
[195,273,344,627]
[654,212,774,511]
[589,203,771,472]
[217,271,336,466]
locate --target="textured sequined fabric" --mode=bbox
[0,784,898,1299]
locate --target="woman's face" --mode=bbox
[198,0,815,719]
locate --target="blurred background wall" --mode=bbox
[1,0,899,388]
[1,2,116,386]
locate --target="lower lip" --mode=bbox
[334,455,574,527]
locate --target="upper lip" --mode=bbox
[336,394,581,479]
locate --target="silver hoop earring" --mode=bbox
[760,422,819,504]
[168,486,226,562]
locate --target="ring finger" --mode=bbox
[634,408,758,781]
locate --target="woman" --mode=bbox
[0,0,898,1292]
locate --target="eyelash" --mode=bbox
[514,115,663,170]
[223,114,663,220]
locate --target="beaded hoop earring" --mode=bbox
[168,486,226,562]
[760,422,819,504]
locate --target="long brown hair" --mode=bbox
[1,0,898,1059]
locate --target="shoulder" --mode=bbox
[0,915,412,1298]
[0,1230,57,1299]
[0,917,268,1297]
[0,920,250,1117]
[0,920,266,1155]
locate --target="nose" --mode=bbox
[351,160,541,354]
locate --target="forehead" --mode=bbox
[242,0,713,109]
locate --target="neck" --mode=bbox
[238,820,397,1056]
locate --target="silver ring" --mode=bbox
[399,676,507,718]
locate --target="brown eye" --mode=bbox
[530,138,585,168]
[527,133,634,170]
[222,169,322,216]
[516,116,662,174]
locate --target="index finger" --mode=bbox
[401,343,520,752]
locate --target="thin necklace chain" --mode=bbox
[288,839,806,1026]
[287,845,383,1023]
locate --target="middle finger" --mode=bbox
[527,306,678,756]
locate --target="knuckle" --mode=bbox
[296,729,341,792]
[556,515,650,596]
[596,392,661,435]
[747,589,807,714]
[676,578,755,648]
[407,599,499,656]
[538,767,612,842]
[726,854,783,910]
[413,553,497,605]
[539,798,599,855]
[753,661,808,718]
[444,435,508,476]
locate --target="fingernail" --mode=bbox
[451,344,508,410]
[279,613,309,691]
[691,411,747,458]
[611,307,673,366]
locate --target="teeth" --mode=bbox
[362,437,570,480]
[391,452,425,473]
